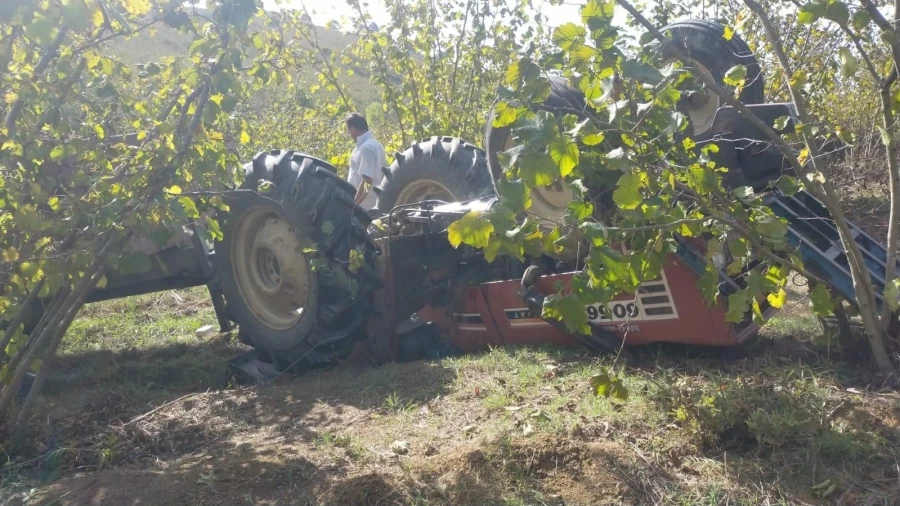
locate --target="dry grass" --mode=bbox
[1,282,899,506]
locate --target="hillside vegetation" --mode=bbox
[106,19,380,108]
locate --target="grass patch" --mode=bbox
[4,291,899,506]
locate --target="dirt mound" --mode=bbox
[323,472,408,506]
[19,466,200,506]
[416,434,636,505]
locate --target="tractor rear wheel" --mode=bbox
[215,150,382,371]
[485,20,766,223]
[373,136,495,214]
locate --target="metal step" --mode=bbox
[763,190,896,311]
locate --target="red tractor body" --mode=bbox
[363,226,771,366]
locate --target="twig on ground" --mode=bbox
[115,391,213,427]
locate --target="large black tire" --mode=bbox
[659,20,764,108]
[373,136,495,215]
[214,150,382,371]
[486,19,766,183]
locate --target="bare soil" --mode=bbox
[15,362,644,506]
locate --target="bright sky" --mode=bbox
[258,0,621,31]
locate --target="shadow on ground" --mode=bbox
[3,321,899,505]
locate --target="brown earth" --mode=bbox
[19,369,643,506]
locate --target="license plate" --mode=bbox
[586,301,640,322]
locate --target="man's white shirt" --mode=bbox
[347,130,386,210]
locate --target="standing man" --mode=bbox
[344,112,386,210]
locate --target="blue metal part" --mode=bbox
[763,190,896,312]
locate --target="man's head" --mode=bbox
[344,112,369,141]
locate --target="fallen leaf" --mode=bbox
[196,469,218,492]
[390,440,409,455]
[523,423,534,436]
[462,424,477,435]
[504,405,526,412]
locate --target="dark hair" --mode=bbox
[344,112,368,132]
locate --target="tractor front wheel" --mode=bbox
[215,150,382,371]
[374,136,495,214]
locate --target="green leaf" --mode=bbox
[567,201,594,220]
[240,130,250,144]
[322,221,335,235]
[732,186,754,201]
[123,0,152,16]
[50,146,66,161]
[838,47,858,78]
[613,171,646,210]
[492,102,519,128]
[205,216,224,242]
[687,164,719,194]
[496,179,532,212]
[884,279,900,312]
[166,185,183,195]
[2,140,23,156]
[583,132,605,146]
[810,283,834,317]
[581,222,608,246]
[178,197,199,219]
[790,69,809,88]
[519,153,559,187]
[543,293,591,335]
[851,10,871,31]
[725,290,752,323]
[699,266,719,304]
[570,44,599,64]
[621,60,663,84]
[767,288,787,309]
[2,247,19,262]
[755,215,788,240]
[722,25,734,41]
[552,23,587,50]
[590,371,611,396]
[590,370,628,400]
[93,124,105,140]
[448,210,494,249]
[752,299,766,324]
[824,1,850,26]
[581,0,616,22]
[723,65,747,86]
[776,176,802,196]
[549,138,579,176]
[798,1,825,23]
[542,227,563,255]
[349,249,365,273]
[773,116,790,131]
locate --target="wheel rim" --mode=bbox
[231,207,312,331]
[395,178,457,205]
[503,134,575,221]
[665,57,721,135]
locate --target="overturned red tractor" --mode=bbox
[13,21,893,379]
